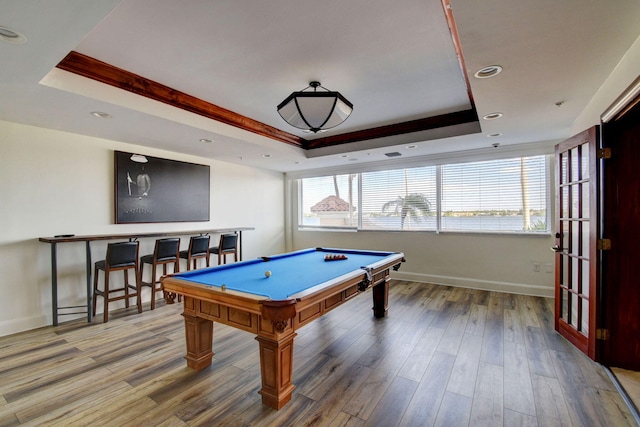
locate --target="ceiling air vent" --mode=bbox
[385,152,402,157]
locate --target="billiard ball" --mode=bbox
[265,270,272,278]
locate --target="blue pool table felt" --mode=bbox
[174,248,397,300]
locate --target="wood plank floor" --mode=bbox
[612,368,640,420]
[0,281,636,426]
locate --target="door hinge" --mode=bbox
[596,328,609,340]
[597,148,612,159]
[597,239,612,250]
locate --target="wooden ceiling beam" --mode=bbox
[305,109,478,149]
[57,51,304,148]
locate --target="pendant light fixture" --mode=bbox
[277,81,353,133]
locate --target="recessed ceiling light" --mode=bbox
[474,65,503,79]
[406,145,418,149]
[482,112,503,120]
[385,152,402,157]
[199,138,213,143]
[90,111,111,118]
[487,133,502,138]
[262,154,271,158]
[0,26,27,44]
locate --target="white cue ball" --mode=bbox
[265,270,272,278]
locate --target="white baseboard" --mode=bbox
[0,274,551,338]
[0,314,49,337]
[390,271,554,298]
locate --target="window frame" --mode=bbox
[289,149,553,236]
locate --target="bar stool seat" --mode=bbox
[179,235,210,270]
[92,241,141,323]
[209,233,238,265]
[139,238,180,310]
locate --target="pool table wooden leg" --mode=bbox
[372,277,390,318]
[255,330,297,410]
[182,312,214,371]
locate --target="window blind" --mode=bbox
[299,174,358,229]
[298,155,548,233]
[441,156,547,232]
[361,167,436,231]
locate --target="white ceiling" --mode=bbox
[1,0,639,172]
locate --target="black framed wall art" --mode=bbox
[114,151,210,223]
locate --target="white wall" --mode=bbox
[0,120,285,337]
[288,170,557,298]
[573,33,640,133]
[288,36,640,300]
[292,229,555,297]
[3,30,636,338]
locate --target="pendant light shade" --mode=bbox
[277,81,353,133]
[130,154,148,163]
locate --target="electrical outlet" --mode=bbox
[533,263,541,272]
[545,263,553,273]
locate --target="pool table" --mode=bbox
[161,247,405,409]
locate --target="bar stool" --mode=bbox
[179,235,210,270]
[139,238,180,310]
[210,233,238,265]
[92,241,141,323]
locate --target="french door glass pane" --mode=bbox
[581,143,589,180]
[582,260,590,298]
[561,289,569,321]
[582,298,589,335]
[570,148,580,181]
[571,293,579,327]
[571,184,580,218]
[581,183,589,219]
[581,222,590,258]
[571,222,580,256]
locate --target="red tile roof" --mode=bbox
[310,195,354,212]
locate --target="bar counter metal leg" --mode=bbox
[85,241,92,323]
[51,243,58,326]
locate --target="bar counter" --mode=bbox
[39,227,254,325]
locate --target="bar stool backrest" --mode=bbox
[189,236,210,256]
[155,238,180,262]
[219,233,238,251]
[106,241,139,268]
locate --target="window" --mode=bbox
[441,156,547,232]
[299,174,358,229]
[361,167,436,231]
[298,155,549,234]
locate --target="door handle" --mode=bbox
[551,245,563,253]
